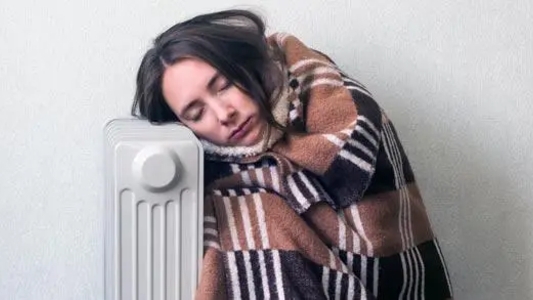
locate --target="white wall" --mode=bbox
[1,0,531,299]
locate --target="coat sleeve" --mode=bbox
[272,39,385,207]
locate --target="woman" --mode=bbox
[132,9,453,300]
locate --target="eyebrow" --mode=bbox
[179,72,222,117]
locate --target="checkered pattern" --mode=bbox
[196,33,452,299]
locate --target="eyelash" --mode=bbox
[218,80,232,93]
[190,108,204,122]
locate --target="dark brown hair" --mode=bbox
[131,9,285,131]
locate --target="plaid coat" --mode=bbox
[196,33,453,300]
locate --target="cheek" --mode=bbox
[235,93,259,113]
[186,114,224,141]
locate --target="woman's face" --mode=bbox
[162,58,266,147]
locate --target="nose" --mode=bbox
[212,99,236,125]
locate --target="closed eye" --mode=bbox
[216,78,232,94]
[187,107,204,122]
[180,101,204,122]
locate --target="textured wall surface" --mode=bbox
[1,0,531,299]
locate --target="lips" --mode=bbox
[229,117,252,142]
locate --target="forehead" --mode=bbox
[161,58,217,104]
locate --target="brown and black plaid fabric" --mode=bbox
[196,33,453,300]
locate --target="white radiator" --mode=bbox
[104,119,204,300]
